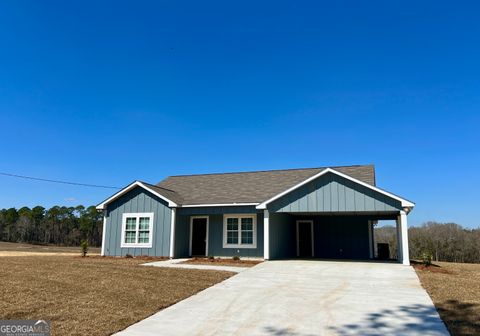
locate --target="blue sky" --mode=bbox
[0,1,478,228]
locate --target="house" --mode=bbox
[96,165,414,265]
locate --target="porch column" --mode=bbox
[169,208,176,258]
[396,210,410,265]
[264,209,270,260]
[100,210,107,256]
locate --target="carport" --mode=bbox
[258,169,414,264]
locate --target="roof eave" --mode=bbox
[96,181,178,211]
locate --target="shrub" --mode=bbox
[232,255,240,261]
[80,240,88,257]
[125,254,133,258]
[422,251,433,266]
[208,255,214,260]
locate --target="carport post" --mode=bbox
[264,209,270,260]
[397,211,410,265]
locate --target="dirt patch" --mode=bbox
[414,261,480,335]
[0,255,233,336]
[181,257,262,267]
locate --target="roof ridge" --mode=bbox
[162,164,374,178]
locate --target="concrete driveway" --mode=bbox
[116,260,449,336]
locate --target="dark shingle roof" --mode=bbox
[141,182,184,205]
[155,165,375,206]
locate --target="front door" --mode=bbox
[297,220,314,257]
[191,217,208,256]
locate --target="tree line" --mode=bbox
[375,221,480,264]
[1,206,479,264]
[0,205,103,247]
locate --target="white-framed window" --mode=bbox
[223,214,257,248]
[121,212,154,248]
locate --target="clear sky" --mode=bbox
[0,1,478,228]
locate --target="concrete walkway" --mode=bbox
[117,260,449,336]
[143,258,250,273]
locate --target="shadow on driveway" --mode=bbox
[263,302,457,336]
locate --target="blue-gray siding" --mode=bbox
[269,172,402,213]
[175,206,263,258]
[104,187,172,256]
[269,215,370,259]
[269,213,295,259]
[312,216,370,259]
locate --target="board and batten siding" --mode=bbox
[104,186,172,257]
[268,172,402,213]
[269,213,295,259]
[175,206,264,258]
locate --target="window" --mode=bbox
[121,213,154,248]
[223,214,257,248]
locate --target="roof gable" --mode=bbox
[264,169,413,212]
[96,181,180,210]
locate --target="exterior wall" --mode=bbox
[312,216,370,259]
[269,213,295,259]
[269,172,402,213]
[176,206,264,258]
[104,187,172,257]
[269,215,370,260]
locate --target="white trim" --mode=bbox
[180,203,259,208]
[398,210,410,265]
[96,181,177,210]
[263,209,270,260]
[120,212,154,248]
[296,220,314,257]
[396,218,402,261]
[256,168,415,209]
[189,216,209,256]
[222,214,257,249]
[169,208,176,258]
[100,211,107,256]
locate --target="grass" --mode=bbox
[181,257,263,267]
[0,241,101,255]
[0,255,233,336]
[413,261,480,336]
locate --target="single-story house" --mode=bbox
[96,165,414,265]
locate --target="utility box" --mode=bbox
[377,243,390,260]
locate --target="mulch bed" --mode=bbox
[182,257,263,267]
[411,261,453,274]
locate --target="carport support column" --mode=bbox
[397,210,410,265]
[264,209,270,260]
[169,208,176,259]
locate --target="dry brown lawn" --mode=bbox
[181,257,263,267]
[0,255,233,336]
[0,241,101,256]
[414,261,480,336]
